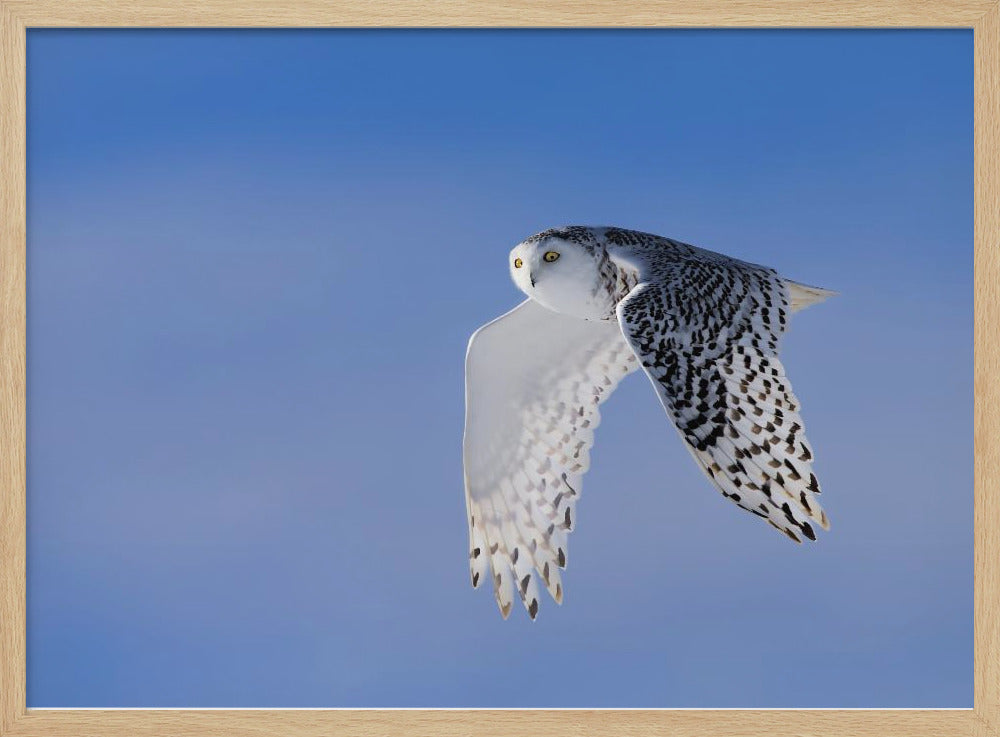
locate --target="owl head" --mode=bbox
[508,227,613,320]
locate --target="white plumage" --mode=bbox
[463,226,834,619]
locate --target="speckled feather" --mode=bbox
[464,299,638,618]
[464,226,833,619]
[608,229,829,543]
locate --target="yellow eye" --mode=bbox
[544,251,560,262]
[513,257,523,269]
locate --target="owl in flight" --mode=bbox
[463,226,835,620]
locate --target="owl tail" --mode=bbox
[785,279,837,314]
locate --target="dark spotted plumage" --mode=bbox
[607,228,830,540]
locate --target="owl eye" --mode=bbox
[513,257,523,269]
[543,251,560,262]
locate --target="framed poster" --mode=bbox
[0,2,996,735]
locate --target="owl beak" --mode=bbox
[529,272,536,288]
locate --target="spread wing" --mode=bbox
[613,250,829,544]
[464,299,638,619]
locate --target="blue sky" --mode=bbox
[26,29,972,707]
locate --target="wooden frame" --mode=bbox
[0,1,995,735]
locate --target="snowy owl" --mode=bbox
[463,226,835,620]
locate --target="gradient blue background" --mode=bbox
[26,29,972,707]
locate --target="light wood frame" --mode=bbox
[1,2,996,735]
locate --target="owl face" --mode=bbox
[509,236,612,320]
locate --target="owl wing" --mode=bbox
[464,299,638,619]
[613,249,829,543]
